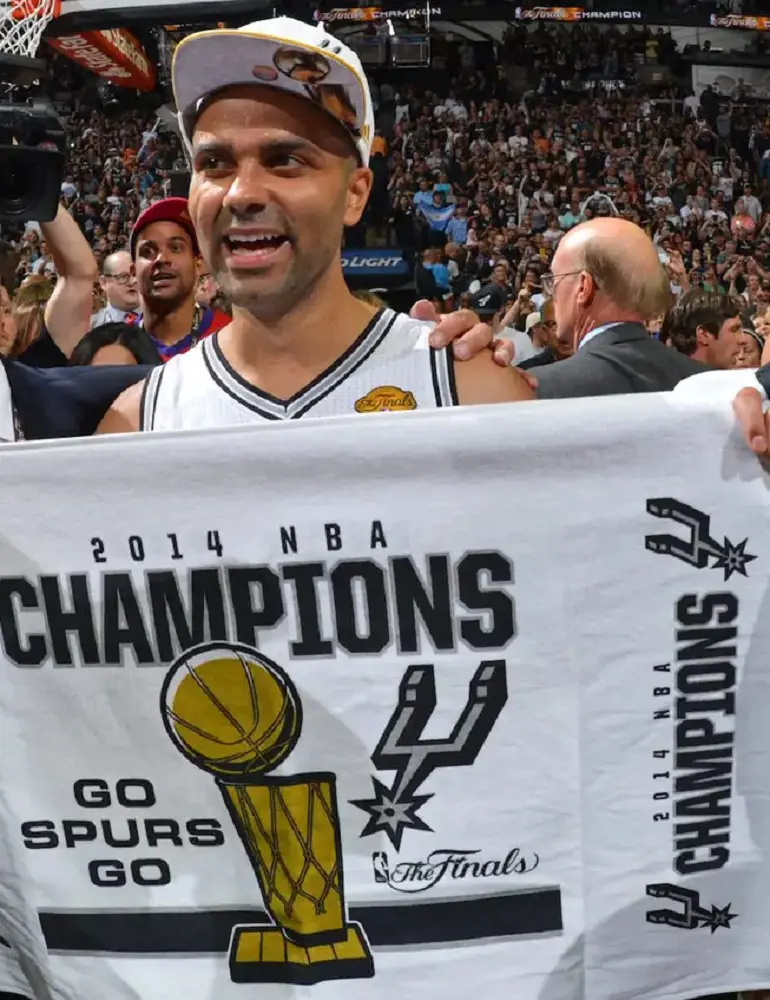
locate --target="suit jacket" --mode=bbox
[757,364,770,397]
[534,322,710,399]
[519,346,557,370]
[4,361,152,439]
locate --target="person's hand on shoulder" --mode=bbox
[408,301,535,404]
[410,299,515,366]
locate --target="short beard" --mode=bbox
[142,285,189,315]
[219,244,333,324]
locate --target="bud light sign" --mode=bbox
[341,249,410,278]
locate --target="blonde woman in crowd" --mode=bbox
[9,277,53,359]
[0,284,16,357]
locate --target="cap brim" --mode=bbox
[172,27,369,163]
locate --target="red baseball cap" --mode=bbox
[130,197,199,258]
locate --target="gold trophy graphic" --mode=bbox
[160,641,374,985]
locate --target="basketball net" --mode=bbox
[224,779,344,938]
[0,0,60,60]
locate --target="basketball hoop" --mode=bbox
[0,0,60,60]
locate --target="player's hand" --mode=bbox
[733,386,770,455]
[410,299,513,367]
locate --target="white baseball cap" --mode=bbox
[525,311,542,333]
[172,16,375,166]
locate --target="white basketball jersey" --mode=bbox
[141,309,457,432]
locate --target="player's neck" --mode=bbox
[220,271,379,398]
[141,297,197,345]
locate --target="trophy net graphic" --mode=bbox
[160,641,374,985]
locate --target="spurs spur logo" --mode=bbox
[645,498,756,581]
[646,884,737,934]
[351,660,508,849]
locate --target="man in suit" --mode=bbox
[534,218,708,398]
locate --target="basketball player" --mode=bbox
[97,17,532,434]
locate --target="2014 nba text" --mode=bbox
[0,521,517,668]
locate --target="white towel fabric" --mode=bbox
[0,392,768,999]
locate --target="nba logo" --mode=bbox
[372,851,390,883]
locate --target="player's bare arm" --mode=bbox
[96,380,144,434]
[454,350,536,404]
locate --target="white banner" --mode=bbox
[0,394,768,999]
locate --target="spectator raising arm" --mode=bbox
[41,204,99,359]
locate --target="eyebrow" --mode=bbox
[192,137,319,159]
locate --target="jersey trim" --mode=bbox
[202,308,397,421]
[140,364,166,431]
[430,344,459,407]
[446,343,459,405]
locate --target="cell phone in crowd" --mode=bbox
[658,251,670,265]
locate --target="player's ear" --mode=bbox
[195,256,205,278]
[343,166,373,228]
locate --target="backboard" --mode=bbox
[46,0,272,34]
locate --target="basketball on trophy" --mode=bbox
[160,643,302,778]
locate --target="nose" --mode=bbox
[222,159,269,218]
[151,245,173,269]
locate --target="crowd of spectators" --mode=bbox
[10,105,184,284]
[0,24,766,379]
[353,23,770,370]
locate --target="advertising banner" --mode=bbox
[513,6,642,21]
[314,5,441,21]
[314,2,764,28]
[341,248,411,279]
[48,28,155,90]
[710,13,770,30]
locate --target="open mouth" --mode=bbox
[151,272,175,284]
[224,234,289,258]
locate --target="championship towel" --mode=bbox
[0,392,768,1000]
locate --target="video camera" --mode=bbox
[0,100,66,223]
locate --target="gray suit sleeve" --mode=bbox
[533,352,629,399]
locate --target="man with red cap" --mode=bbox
[37,197,230,365]
[128,196,230,361]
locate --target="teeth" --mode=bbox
[228,235,282,246]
